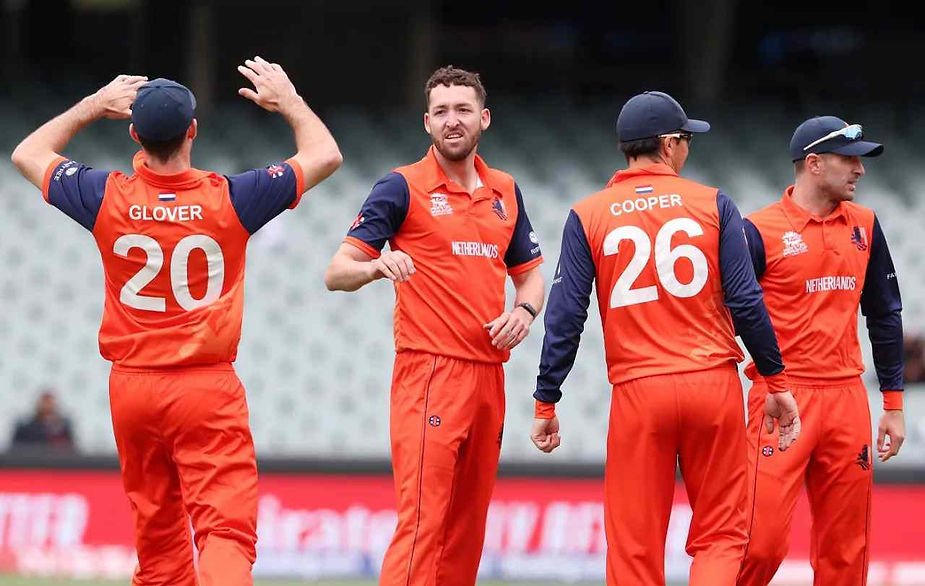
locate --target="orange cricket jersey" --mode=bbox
[571,163,742,384]
[344,147,543,363]
[744,188,875,381]
[42,152,304,368]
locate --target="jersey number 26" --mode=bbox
[604,218,708,308]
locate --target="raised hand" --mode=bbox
[237,56,300,113]
[94,74,148,119]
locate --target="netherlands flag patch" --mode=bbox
[158,193,176,202]
[635,185,654,194]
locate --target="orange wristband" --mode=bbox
[535,400,556,419]
[882,390,904,411]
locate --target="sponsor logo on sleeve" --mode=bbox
[53,160,79,182]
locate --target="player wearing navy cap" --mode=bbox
[738,116,904,586]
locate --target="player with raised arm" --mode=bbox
[9,58,341,585]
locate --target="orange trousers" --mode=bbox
[379,351,505,586]
[109,364,259,586]
[738,376,872,586]
[605,366,748,586]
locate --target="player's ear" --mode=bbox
[128,124,141,145]
[423,111,432,135]
[188,119,198,141]
[480,107,491,131]
[659,135,672,158]
[805,153,823,175]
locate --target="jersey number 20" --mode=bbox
[113,234,225,312]
[604,218,708,308]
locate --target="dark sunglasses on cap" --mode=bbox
[802,124,863,152]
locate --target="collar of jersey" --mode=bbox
[780,185,847,232]
[606,162,678,187]
[132,151,210,189]
[419,146,502,200]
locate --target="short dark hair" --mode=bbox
[137,132,186,164]
[425,65,487,108]
[619,137,661,160]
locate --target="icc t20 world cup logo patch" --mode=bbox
[781,231,808,257]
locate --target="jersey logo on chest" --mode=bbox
[781,231,809,257]
[491,196,508,221]
[850,225,868,251]
[430,193,454,217]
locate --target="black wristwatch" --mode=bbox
[516,302,538,319]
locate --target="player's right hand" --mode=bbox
[95,74,148,119]
[531,417,561,453]
[237,56,301,113]
[371,250,416,283]
[764,390,801,451]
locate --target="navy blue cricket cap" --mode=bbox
[130,78,197,142]
[616,90,710,142]
[789,115,883,162]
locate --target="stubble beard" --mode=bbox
[432,127,482,162]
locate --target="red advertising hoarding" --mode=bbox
[1,470,923,584]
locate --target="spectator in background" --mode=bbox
[905,334,925,383]
[12,388,75,451]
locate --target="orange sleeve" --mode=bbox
[763,371,789,393]
[882,390,904,410]
[285,158,306,209]
[535,400,556,419]
[41,156,68,203]
[343,236,382,259]
[508,255,543,276]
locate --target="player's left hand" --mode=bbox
[531,417,561,453]
[237,56,301,113]
[94,74,149,120]
[877,410,905,462]
[485,307,533,350]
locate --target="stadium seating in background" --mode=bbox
[0,99,922,466]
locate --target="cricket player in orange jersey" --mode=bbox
[531,91,802,586]
[10,59,342,585]
[324,66,545,586]
[737,117,905,586]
